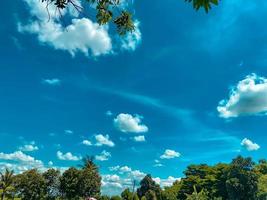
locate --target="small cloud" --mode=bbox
[82,140,92,146]
[241,138,260,151]
[160,149,181,159]
[114,113,148,133]
[48,161,53,166]
[133,135,146,142]
[49,132,56,137]
[153,159,163,167]
[42,78,61,86]
[57,151,81,161]
[119,166,132,173]
[106,110,113,116]
[95,134,115,147]
[64,130,73,135]
[19,142,39,152]
[19,144,39,152]
[95,150,111,161]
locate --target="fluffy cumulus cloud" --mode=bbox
[19,144,39,152]
[103,165,146,195]
[114,113,148,133]
[133,135,146,142]
[108,165,145,181]
[160,149,181,159]
[218,74,267,118]
[0,151,44,173]
[19,0,112,57]
[241,138,260,151]
[42,78,61,86]
[57,151,81,161]
[82,140,92,146]
[95,150,111,161]
[95,134,115,147]
[153,176,180,188]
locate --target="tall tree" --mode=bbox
[15,169,46,200]
[59,167,81,200]
[177,164,220,199]
[79,156,101,198]
[137,174,162,200]
[43,168,61,200]
[225,156,258,200]
[0,169,14,200]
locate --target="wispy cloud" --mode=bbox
[42,78,61,86]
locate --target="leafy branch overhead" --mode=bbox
[42,0,135,35]
[185,0,219,13]
[41,0,220,36]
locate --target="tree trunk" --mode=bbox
[1,191,5,200]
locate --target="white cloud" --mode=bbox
[64,130,73,135]
[0,151,44,173]
[121,20,141,51]
[133,135,146,142]
[153,176,180,188]
[218,74,267,118]
[109,165,120,171]
[119,166,132,173]
[82,140,92,146]
[106,110,113,116]
[0,151,40,163]
[48,161,53,166]
[19,0,112,57]
[114,113,148,133]
[154,159,163,167]
[241,138,260,151]
[109,165,132,174]
[103,165,146,195]
[101,174,123,195]
[95,150,111,161]
[19,144,39,152]
[130,170,146,181]
[95,134,115,147]
[160,149,181,159]
[42,78,61,86]
[57,151,81,161]
[104,174,121,182]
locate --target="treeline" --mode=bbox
[0,156,267,200]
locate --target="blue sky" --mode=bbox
[1,0,267,195]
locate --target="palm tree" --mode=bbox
[79,155,98,171]
[0,168,14,200]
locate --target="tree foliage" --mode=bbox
[41,0,135,35]
[0,155,267,199]
[0,169,14,200]
[15,169,46,200]
[39,0,221,37]
[137,174,162,200]
[185,0,219,13]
